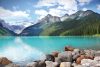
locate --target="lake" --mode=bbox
[0,36,100,63]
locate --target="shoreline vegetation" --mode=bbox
[0,46,100,67]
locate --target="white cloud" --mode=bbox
[35,0,78,19]
[35,9,48,19]
[0,7,31,25]
[97,5,100,11]
[35,8,67,19]
[26,9,31,13]
[58,0,77,10]
[82,8,88,11]
[49,8,61,16]
[12,11,29,17]
[49,8,67,16]
[35,0,56,7]
[77,0,92,6]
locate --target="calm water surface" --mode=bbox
[0,36,100,62]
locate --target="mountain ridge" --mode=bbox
[0,19,16,36]
[20,10,100,36]
[0,10,100,36]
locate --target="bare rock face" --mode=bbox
[61,14,69,21]
[0,57,12,65]
[39,14,61,23]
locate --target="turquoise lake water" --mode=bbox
[0,36,100,62]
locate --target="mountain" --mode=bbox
[7,25,25,34]
[0,21,28,34]
[20,14,61,36]
[20,10,100,36]
[68,10,94,20]
[0,19,16,36]
[61,14,69,21]
[38,14,61,23]
[40,10,100,36]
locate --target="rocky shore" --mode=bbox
[0,46,100,67]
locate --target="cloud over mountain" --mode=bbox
[35,0,78,19]
[0,0,100,25]
[0,7,31,25]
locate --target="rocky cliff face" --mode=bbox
[61,14,69,21]
[38,14,61,23]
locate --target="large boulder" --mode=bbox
[74,65,85,67]
[56,51,72,64]
[81,59,98,67]
[45,61,58,67]
[72,54,80,61]
[95,51,100,56]
[94,56,100,61]
[95,64,100,67]
[76,53,95,65]
[46,54,55,62]
[84,49,95,57]
[38,60,46,67]
[64,46,74,51]
[60,62,71,67]
[72,49,80,61]
[76,55,86,64]
[79,50,85,55]
[73,49,80,53]
[0,57,12,65]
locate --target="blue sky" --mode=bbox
[0,0,100,25]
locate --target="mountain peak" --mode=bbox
[84,10,94,15]
[85,10,94,13]
[47,14,52,17]
[78,10,94,18]
[39,14,61,23]
[61,10,96,21]
[61,14,69,21]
